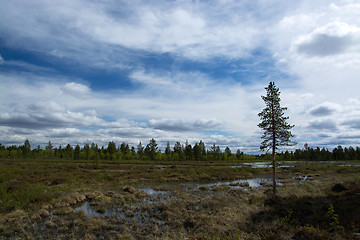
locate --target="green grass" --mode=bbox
[0,182,55,212]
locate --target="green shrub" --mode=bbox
[274,209,294,226]
[327,204,344,233]
[0,182,50,212]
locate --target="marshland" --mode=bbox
[1,154,359,239]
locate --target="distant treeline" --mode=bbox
[0,139,247,161]
[290,145,360,161]
[1,139,360,161]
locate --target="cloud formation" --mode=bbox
[308,119,338,131]
[1,0,360,152]
[0,102,103,129]
[61,82,91,96]
[342,119,360,129]
[294,22,360,57]
[308,102,341,117]
[148,118,222,132]
[309,106,335,117]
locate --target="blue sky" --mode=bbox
[1,0,360,153]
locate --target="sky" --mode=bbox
[1,0,360,153]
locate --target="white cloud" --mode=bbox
[127,69,262,136]
[308,119,338,131]
[342,119,360,130]
[44,128,81,138]
[0,101,104,129]
[48,49,65,58]
[148,118,222,132]
[293,22,360,57]
[0,68,262,151]
[78,2,263,60]
[0,0,264,61]
[130,70,173,87]
[307,102,342,117]
[62,82,91,96]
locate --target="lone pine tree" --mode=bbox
[258,82,295,195]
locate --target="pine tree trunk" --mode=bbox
[271,102,276,196]
[272,145,276,195]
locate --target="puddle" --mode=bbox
[141,187,170,196]
[152,165,167,170]
[74,200,167,226]
[74,201,111,218]
[74,187,171,223]
[235,160,360,169]
[292,175,308,181]
[337,164,360,167]
[243,162,271,168]
[231,161,295,168]
[191,177,282,191]
[74,172,325,221]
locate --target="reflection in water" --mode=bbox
[196,177,280,190]
[236,160,360,169]
[240,162,294,168]
[74,201,110,218]
[74,187,170,222]
[141,187,169,196]
[74,201,150,223]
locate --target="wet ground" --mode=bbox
[73,173,315,221]
[149,160,360,170]
[233,160,360,168]
[1,160,359,239]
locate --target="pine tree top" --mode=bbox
[258,82,296,152]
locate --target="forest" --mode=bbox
[1,139,360,162]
